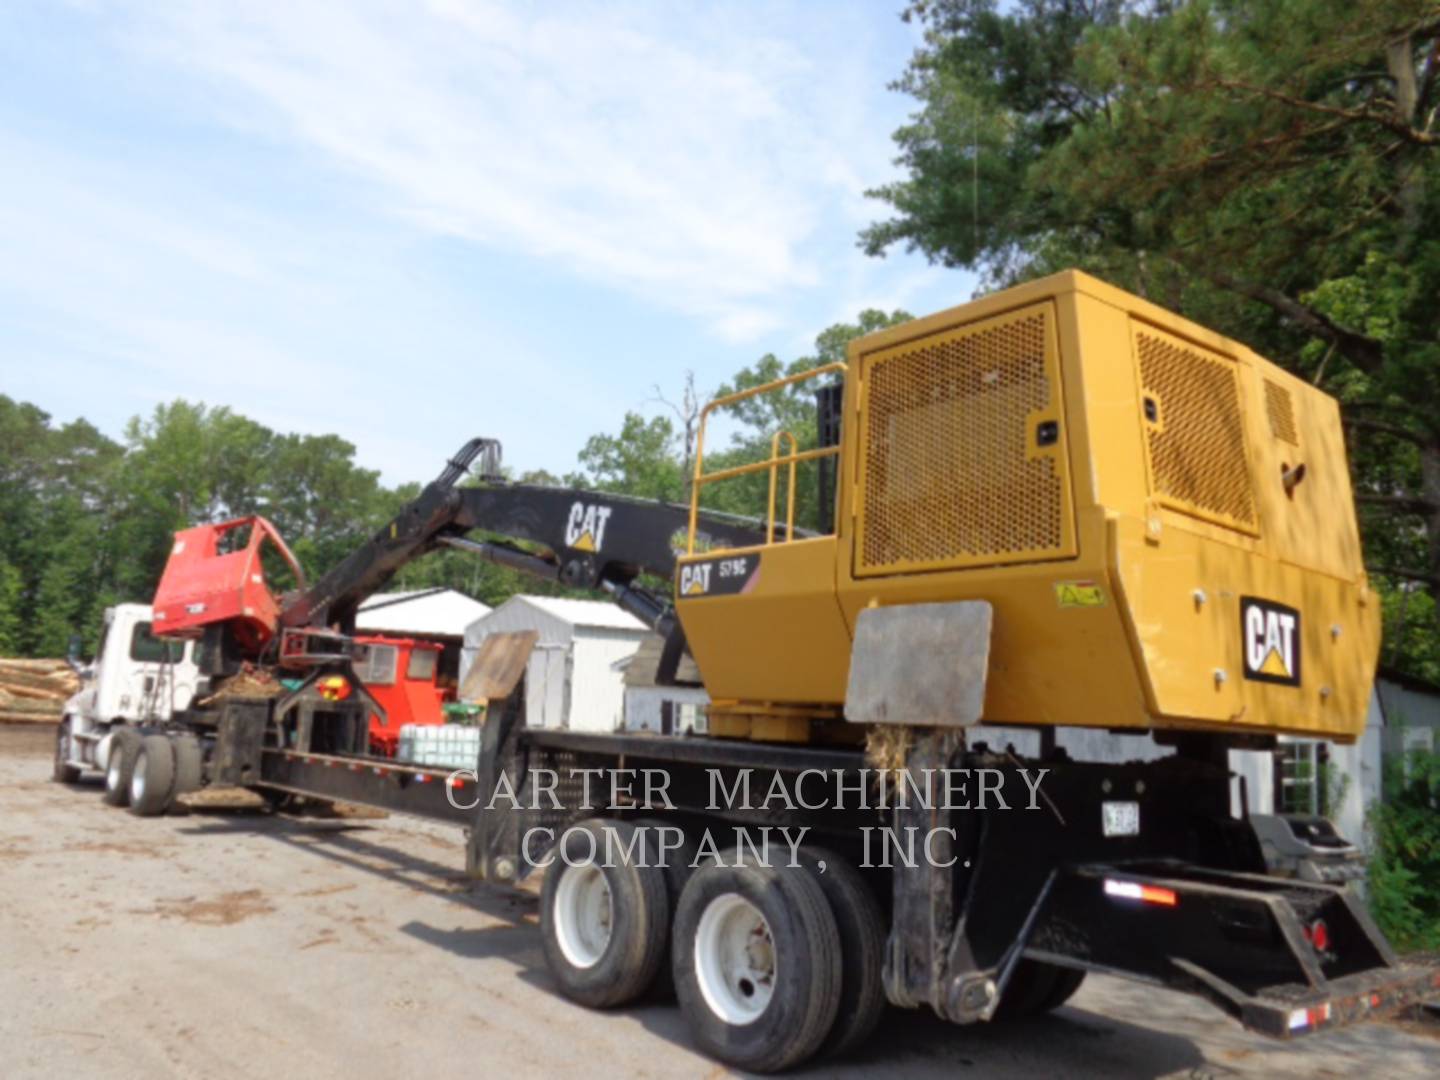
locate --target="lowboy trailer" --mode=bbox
[63,271,1439,1072]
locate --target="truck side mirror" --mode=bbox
[65,633,86,673]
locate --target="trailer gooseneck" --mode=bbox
[63,270,1440,1073]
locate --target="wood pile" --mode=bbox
[0,659,78,724]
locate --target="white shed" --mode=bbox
[462,596,648,732]
[356,589,492,639]
[621,634,709,736]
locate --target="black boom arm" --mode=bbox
[279,437,768,636]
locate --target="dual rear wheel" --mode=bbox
[539,821,886,1073]
[101,729,204,815]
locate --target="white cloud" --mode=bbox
[116,0,898,342]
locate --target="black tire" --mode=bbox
[1036,965,1086,1012]
[52,718,81,784]
[129,735,177,817]
[796,846,887,1058]
[634,817,700,998]
[673,858,842,1073]
[994,958,1062,1020]
[540,819,671,1008]
[102,727,141,807]
[172,734,204,797]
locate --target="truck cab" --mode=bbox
[59,603,204,775]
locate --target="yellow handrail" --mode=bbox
[766,431,799,544]
[687,362,846,555]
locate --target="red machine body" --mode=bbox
[151,516,305,650]
[356,635,450,756]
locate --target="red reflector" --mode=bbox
[1103,879,1179,906]
[1309,919,1329,952]
[1140,885,1178,907]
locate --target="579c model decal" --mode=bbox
[678,553,760,598]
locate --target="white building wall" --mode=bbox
[461,598,574,685]
[567,627,646,732]
[625,686,710,734]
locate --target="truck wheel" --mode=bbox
[634,817,699,998]
[172,734,204,797]
[52,719,81,784]
[540,819,670,1008]
[129,735,177,817]
[103,727,142,807]
[673,859,842,1073]
[796,846,887,1058]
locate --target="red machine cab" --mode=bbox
[151,517,305,650]
[354,635,450,756]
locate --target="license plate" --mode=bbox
[1103,800,1140,837]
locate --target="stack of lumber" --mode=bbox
[0,659,78,724]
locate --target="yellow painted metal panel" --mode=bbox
[1131,320,1260,535]
[853,302,1077,576]
[675,538,852,704]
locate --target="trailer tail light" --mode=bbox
[1304,918,1330,953]
[1104,879,1178,907]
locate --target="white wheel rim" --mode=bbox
[106,749,123,792]
[130,751,147,803]
[553,862,612,969]
[694,893,776,1025]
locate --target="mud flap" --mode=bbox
[845,601,992,727]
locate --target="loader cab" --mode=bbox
[673,270,1379,744]
[84,604,204,724]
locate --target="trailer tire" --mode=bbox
[633,817,700,999]
[103,727,141,807]
[995,958,1062,1020]
[796,847,887,1058]
[129,735,176,817]
[1036,965,1086,1012]
[52,719,81,784]
[673,858,842,1073]
[172,734,204,798]
[540,819,670,1009]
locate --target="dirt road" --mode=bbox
[1,724,1435,1079]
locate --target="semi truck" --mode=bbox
[56,271,1438,1071]
[56,606,451,784]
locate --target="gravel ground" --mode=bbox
[1,724,1435,1079]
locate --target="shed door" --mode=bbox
[525,645,568,729]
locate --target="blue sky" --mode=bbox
[1,1,977,484]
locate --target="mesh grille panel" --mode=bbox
[857,304,1070,573]
[1265,378,1299,445]
[1136,327,1257,531]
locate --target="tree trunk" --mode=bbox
[1421,438,1440,637]
[1388,31,1423,251]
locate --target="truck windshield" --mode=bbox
[130,622,185,664]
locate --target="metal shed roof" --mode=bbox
[356,588,492,638]
[508,596,647,632]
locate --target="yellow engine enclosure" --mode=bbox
[676,271,1380,741]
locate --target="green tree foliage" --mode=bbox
[701,310,913,530]
[864,0,1440,676]
[6,311,906,657]
[0,557,23,655]
[0,396,414,657]
[1367,737,1440,950]
[573,413,688,503]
